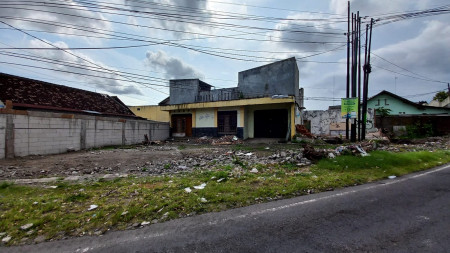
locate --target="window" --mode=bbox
[137,108,141,111]
[384,99,389,105]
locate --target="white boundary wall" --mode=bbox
[0,110,169,159]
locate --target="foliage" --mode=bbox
[405,123,434,138]
[433,91,448,102]
[375,107,391,117]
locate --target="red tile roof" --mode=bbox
[0,73,137,117]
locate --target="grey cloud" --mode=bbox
[146,50,203,79]
[330,0,413,16]
[373,20,450,77]
[0,0,110,36]
[28,39,143,96]
[124,0,210,37]
[271,14,346,53]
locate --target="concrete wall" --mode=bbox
[169,79,200,105]
[0,116,5,159]
[303,108,375,136]
[0,111,169,159]
[238,58,299,98]
[128,105,170,122]
[195,108,215,128]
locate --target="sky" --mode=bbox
[1,0,449,110]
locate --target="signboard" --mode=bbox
[341,98,358,119]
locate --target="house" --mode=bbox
[128,105,170,123]
[160,58,303,140]
[0,73,169,158]
[368,90,450,115]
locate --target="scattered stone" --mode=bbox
[34,235,46,243]
[0,233,5,237]
[388,175,397,179]
[193,183,206,190]
[32,202,38,205]
[328,153,336,159]
[250,168,259,173]
[26,230,34,235]
[141,221,150,226]
[2,236,11,243]
[20,223,33,231]
[217,178,225,183]
[199,197,207,203]
[121,211,128,216]
[88,205,98,211]
[184,187,192,193]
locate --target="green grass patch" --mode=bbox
[1,150,449,246]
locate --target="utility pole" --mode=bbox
[361,19,374,140]
[357,14,362,141]
[346,1,350,140]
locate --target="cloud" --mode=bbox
[123,0,211,38]
[269,13,346,52]
[0,0,111,38]
[28,39,143,95]
[146,50,203,79]
[330,0,414,16]
[373,20,450,77]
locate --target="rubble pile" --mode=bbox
[0,136,448,181]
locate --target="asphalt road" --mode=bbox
[4,164,450,253]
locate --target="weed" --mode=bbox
[0,181,13,189]
[66,193,90,202]
[178,145,186,150]
[0,150,449,245]
[164,163,172,170]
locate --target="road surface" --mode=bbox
[5,164,450,253]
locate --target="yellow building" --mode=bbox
[160,58,304,140]
[128,105,170,123]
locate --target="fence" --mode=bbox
[0,109,169,159]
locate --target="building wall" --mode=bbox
[0,116,5,159]
[368,94,450,115]
[169,79,200,105]
[238,58,299,98]
[303,108,375,136]
[128,105,170,122]
[428,97,450,108]
[0,110,169,159]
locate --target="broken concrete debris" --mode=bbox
[88,205,98,211]
[193,183,206,190]
[20,223,33,231]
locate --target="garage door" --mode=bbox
[254,109,288,138]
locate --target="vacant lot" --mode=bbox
[0,137,449,245]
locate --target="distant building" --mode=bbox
[128,105,170,123]
[160,58,304,140]
[368,90,450,115]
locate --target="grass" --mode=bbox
[0,150,449,246]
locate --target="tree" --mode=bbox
[433,91,448,102]
[375,107,391,133]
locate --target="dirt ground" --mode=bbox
[1,136,449,182]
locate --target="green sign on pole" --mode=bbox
[341,98,358,119]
